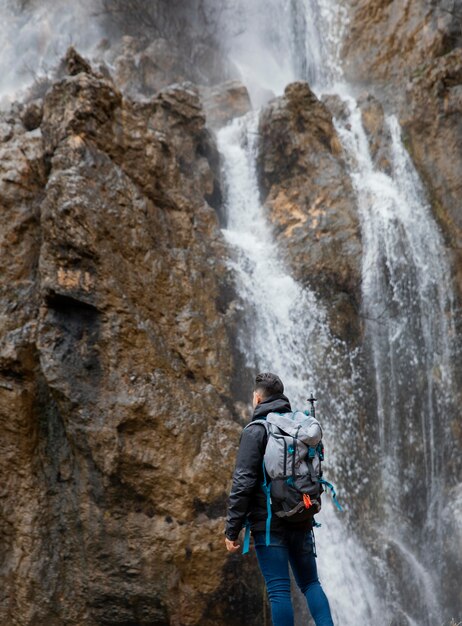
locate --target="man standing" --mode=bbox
[225,372,334,626]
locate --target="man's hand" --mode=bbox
[225,537,240,553]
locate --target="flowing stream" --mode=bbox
[219,0,459,624]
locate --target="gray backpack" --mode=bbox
[242,404,342,553]
[249,410,325,523]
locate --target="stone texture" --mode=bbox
[101,36,237,99]
[357,93,393,174]
[258,82,362,344]
[0,49,261,626]
[342,0,462,91]
[200,80,252,130]
[341,4,462,614]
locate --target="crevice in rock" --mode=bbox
[193,492,227,519]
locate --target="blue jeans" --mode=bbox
[253,529,334,626]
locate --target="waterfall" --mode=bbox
[219,0,459,624]
[335,103,454,492]
[218,112,382,625]
[333,97,455,624]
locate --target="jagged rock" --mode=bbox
[103,36,237,99]
[340,0,462,323]
[257,81,362,344]
[321,94,350,122]
[201,80,252,129]
[63,46,93,76]
[342,0,462,92]
[357,93,392,174]
[0,48,260,626]
[20,100,43,131]
[107,36,188,97]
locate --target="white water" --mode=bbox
[335,102,454,492]
[218,113,383,624]
[219,0,458,624]
[332,103,456,624]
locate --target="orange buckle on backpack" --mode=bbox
[303,494,312,509]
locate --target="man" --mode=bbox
[225,372,334,626]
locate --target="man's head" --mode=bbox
[253,372,284,407]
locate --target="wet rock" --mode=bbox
[103,36,237,99]
[0,48,254,626]
[201,80,252,129]
[63,46,93,76]
[108,36,188,97]
[258,81,362,344]
[401,48,462,292]
[20,100,43,132]
[321,93,350,122]
[342,0,462,92]
[357,92,392,174]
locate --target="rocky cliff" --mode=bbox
[1,0,462,623]
[0,49,264,626]
[257,82,362,344]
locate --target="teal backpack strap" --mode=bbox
[242,519,251,555]
[318,477,343,511]
[262,459,272,546]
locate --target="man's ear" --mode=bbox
[255,391,263,405]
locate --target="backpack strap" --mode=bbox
[242,518,251,555]
[261,458,272,547]
[244,418,269,431]
[318,477,343,511]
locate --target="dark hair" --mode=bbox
[254,372,284,399]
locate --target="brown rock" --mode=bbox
[20,100,44,132]
[342,0,460,91]
[103,36,237,99]
[109,36,188,97]
[357,92,392,174]
[321,94,350,122]
[258,81,362,343]
[201,80,252,129]
[0,48,260,626]
[63,46,93,76]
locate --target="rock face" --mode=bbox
[401,48,462,291]
[100,36,237,99]
[258,82,362,344]
[342,0,462,90]
[200,80,252,130]
[0,50,262,626]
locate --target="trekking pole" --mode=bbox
[307,393,317,417]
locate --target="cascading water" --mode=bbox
[218,113,383,625]
[219,0,460,624]
[333,97,456,624]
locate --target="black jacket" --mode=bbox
[225,393,312,540]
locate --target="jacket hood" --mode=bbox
[252,393,292,420]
